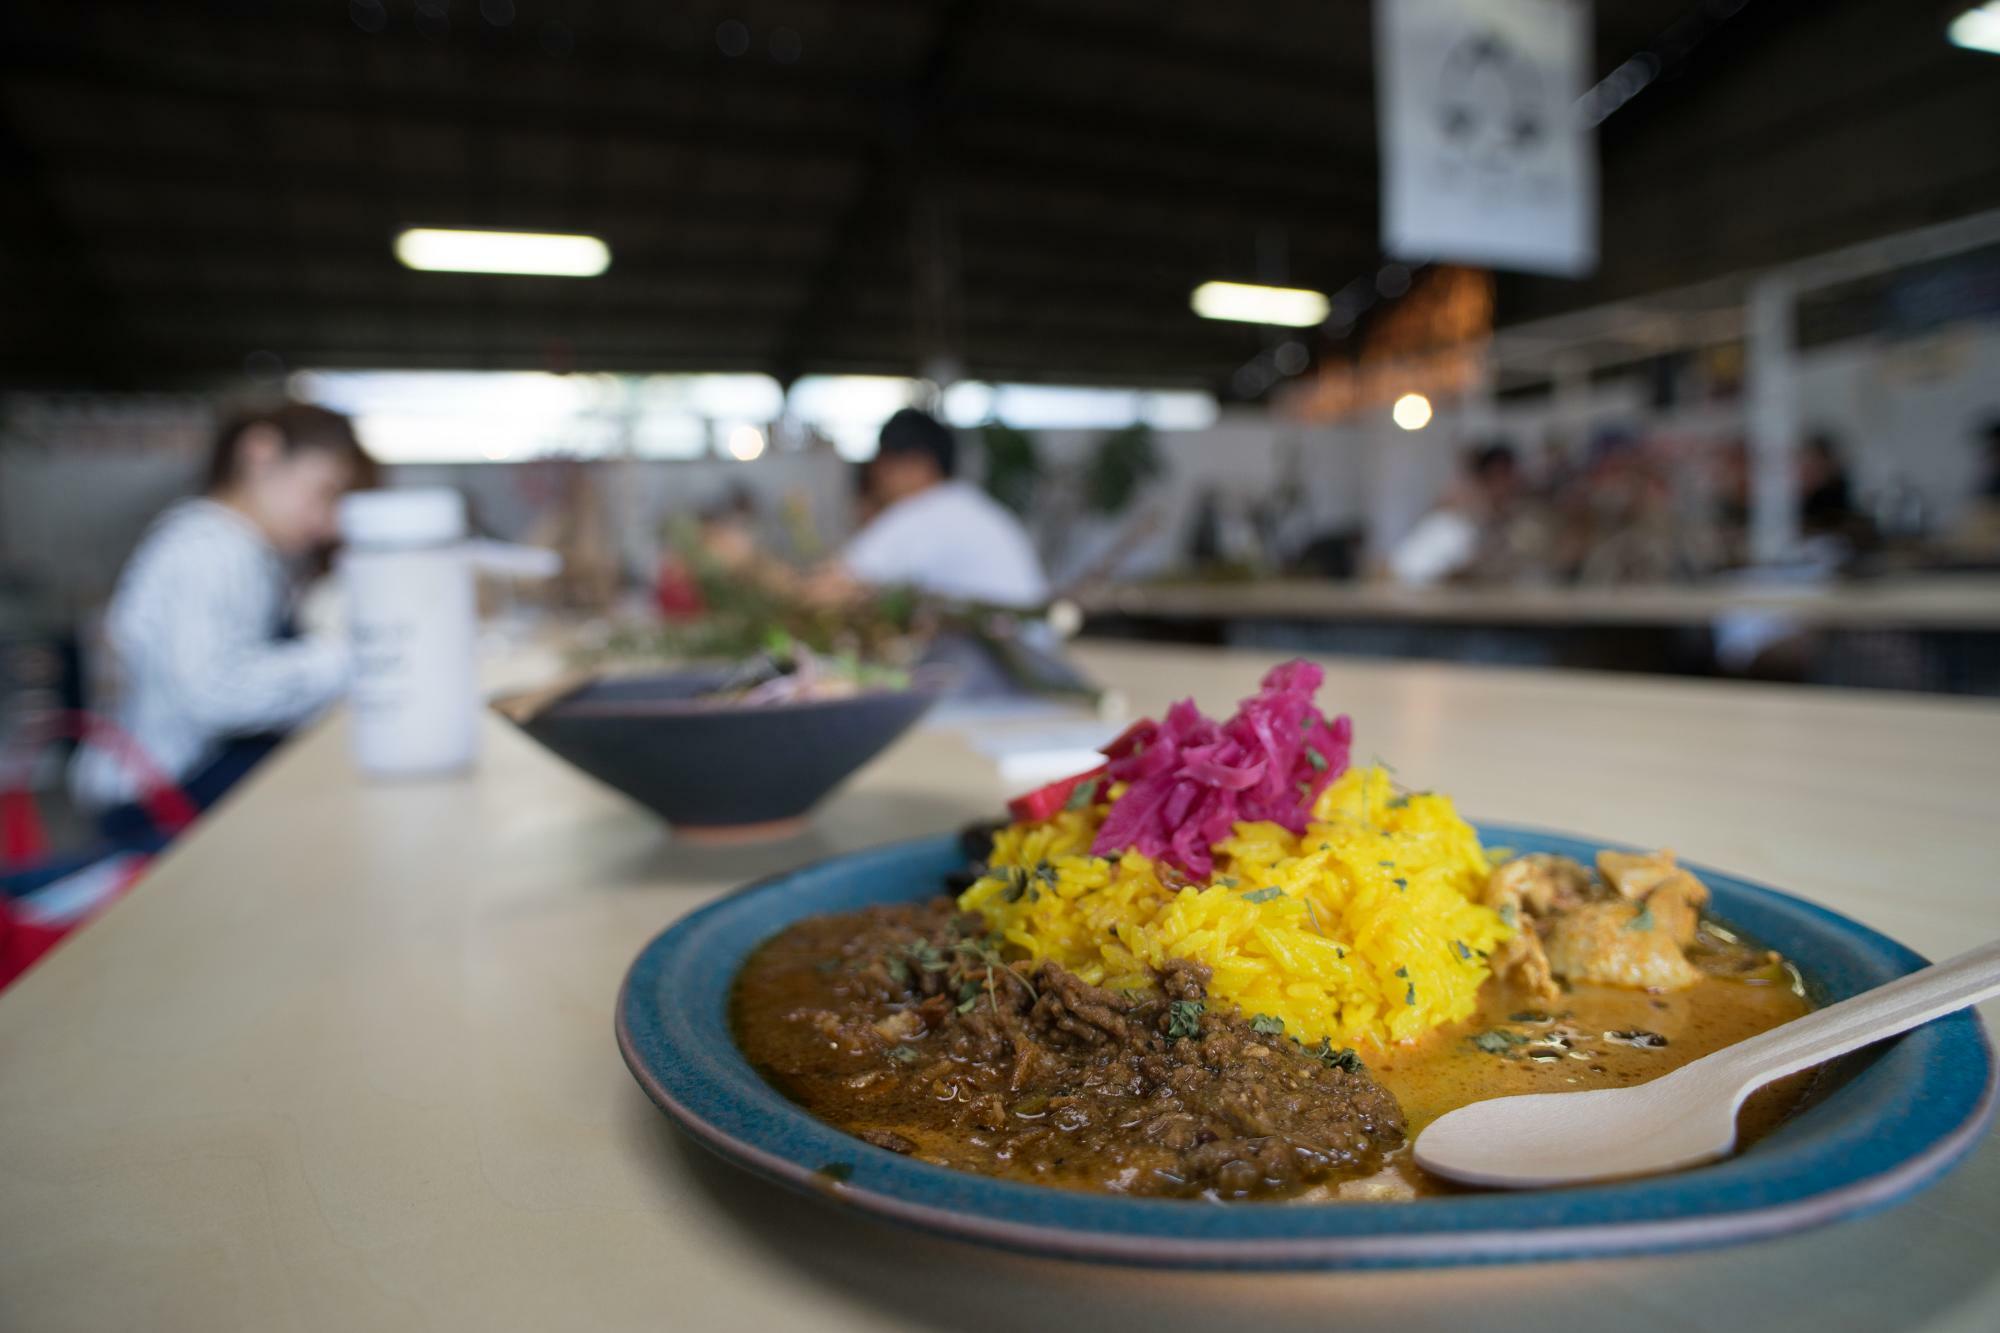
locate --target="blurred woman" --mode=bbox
[74,404,372,835]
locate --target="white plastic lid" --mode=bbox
[339,488,466,547]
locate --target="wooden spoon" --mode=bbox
[1414,938,2000,1189]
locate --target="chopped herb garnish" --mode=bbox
[1240,886,1284,904]
[1393,876,1408,891]
[1452,939,1472,961]
[888,1044,922,1064]
[1251,1013,1287,1036]
[1604,1029,1669,1050]
[1167,999,1206,1040]
[1033,861,1061,888]
[1063,777,1104,812]
[1627,902,1656,932]
[1394,966,1409,978]
[1305,747,1329,772]
[1405,982,1417,1006]
[886,957,911,986]
[1000,866,1030,903]
[949,938,1037,1012]
[1215,876,1239,888]
[1509,1010,1552,1024]
[904,939,947,972]
[1311,1038,1363,1072]
[1473,1029,1529,1054]
[1303,898,1327,937]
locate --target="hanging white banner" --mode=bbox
[1375,0,1597,276]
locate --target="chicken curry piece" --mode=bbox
[1485,848,1768,999]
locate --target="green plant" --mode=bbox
[1084,423,1162,516]
[979,422,1042,515]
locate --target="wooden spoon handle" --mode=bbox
[1700,937,2000,1098]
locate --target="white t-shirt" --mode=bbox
[72,499,349,806]
[1388,509,1479,586]
[843,481,1049,608]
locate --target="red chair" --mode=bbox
[0,712,197,991]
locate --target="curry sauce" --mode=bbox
[733,894,1815,1202]
[733,899,1408,1200]
[1336,974,1814,1199]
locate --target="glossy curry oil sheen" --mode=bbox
[732,899,1406,1201]
[732,897,1813,1202]
[1338,974,1813,1199]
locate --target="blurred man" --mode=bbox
[818,408,1048,607]
[1799,431,1862,537]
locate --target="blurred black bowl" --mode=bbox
[495,670,937,841]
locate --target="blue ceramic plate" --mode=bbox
[616,826,1996,1269]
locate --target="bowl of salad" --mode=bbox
[493,648,938,841]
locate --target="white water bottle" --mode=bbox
[338,488,479,778]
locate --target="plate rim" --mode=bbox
[615,825,1999,1269]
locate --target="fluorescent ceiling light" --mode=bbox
[1190,280,1330,327]
[393,228,611,277]
[1949,4,2000,53]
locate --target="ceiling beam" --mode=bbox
[63,226,1369,287]
[3,34,1372,187]
[0,97,137,387]
[42,286,1261,347]
[966,0,1375,103]
[771,0,984,383]
[32,134,1373,255]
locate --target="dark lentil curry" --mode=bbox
[733,898,1405,1200]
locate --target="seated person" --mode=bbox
[73,404,369,838]
[817,409,1048,608]
[1945,418,2000,557]
[1388,443,1520,586]
[1799,431,1866,541]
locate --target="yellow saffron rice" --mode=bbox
[958,766,1511,1049]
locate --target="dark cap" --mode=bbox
[877,408,956,478]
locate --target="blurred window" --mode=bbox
[291,369,1219,465]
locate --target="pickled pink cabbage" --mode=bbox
[1090,659,1352,876]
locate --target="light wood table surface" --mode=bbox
[4,643,2000,1332]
